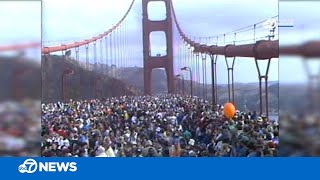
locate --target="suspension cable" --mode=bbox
[75,46,79,62]
[105,36,108,75]
[118,25,122,79]
[253,24,256,42]
[196,50,200,96]
[93,41,97,71]
[100,38,103,73]
[121,22,125,68]
[125,20,128,68]
[42,0,136,54]
[114,28,117,77]
[110,32,113,77]
[124,20,127,68]
[179,39,182,74]
[85,43,89,70]
[116,27,120,77]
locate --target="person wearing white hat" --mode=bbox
[95,146,107,157]
[188,139,195,146]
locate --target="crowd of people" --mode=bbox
[281,113,320,156]
[0,100,40,156]
[41,95,279,157]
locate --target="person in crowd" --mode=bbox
[41,95,279,157]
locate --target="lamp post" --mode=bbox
[176,74,185,96]
[200,51,207,100]
[181,66,192,97]
[110,64,117,78]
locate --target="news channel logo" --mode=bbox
[263,18,277,29]
[263,18,294,29]
[18,159,77,174]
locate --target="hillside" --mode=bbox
[42,55,139,103]
[116,67,279,112]
[0,56,41,101]
[0,55,308,113]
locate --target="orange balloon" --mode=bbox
[223,102,236,119]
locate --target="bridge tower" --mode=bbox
[142,0,175,95]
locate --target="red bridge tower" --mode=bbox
[142,0,175,95]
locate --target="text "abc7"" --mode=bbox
[18,159,77,173]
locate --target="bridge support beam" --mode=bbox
[225,56,236,104]
[142,0,174,95]
[254,58,271,119]
[303,59,320,114]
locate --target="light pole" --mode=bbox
[110,64,117,78]
[200,50,207,100]
[181,66,192,97]
[210,53,218,109]
[176,74,185,96]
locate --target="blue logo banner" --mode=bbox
[1,158,319,180]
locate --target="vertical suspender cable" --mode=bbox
[100,38,103,74]
[85,43,89,70]
[122,22,125,69]
[93,41,97,71]
[184,41,187,68]
[124,20,127,68]
[119,25,122,78]
[75,46,79,62]
[117,27,119,77]
[110,32,113,77]
[117,26,121,78]
[215,36,218,105]
[204,37,209,100]
[114,28,118,78]
[179,39,182,75]
[253,24,256,43]
[119,25,122,69]
[105,36,108,75]
[126,20,129,68]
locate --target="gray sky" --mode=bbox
[279,1,320,84]
[42,0,279,84]
[0,1,41,59]
[3,0,318,84]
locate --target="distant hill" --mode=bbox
[0,56,41,101]
[117,67,165,94]
[0,55,308,113]
[278,84,308,113]
[116,67,280,112]
[42,55,139,103]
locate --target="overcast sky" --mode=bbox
[279,1,320,84]
[41,0,280,84]
[1,0,319,84]
[0,1,41,59]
